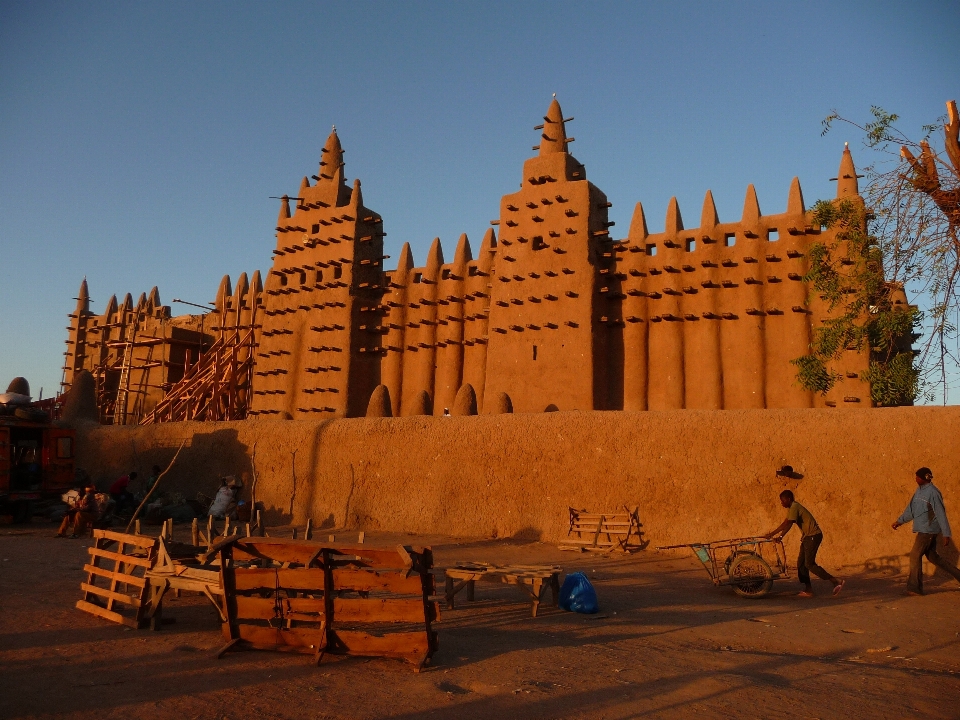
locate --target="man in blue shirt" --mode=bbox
[892,467,960,595]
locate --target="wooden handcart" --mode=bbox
[657,536,790,598]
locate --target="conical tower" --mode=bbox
[485,97,613,412]
[251,124,384,419]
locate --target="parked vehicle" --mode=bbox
[0,412,76,522]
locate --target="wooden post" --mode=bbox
[191,517,199,547]
[305,518,313,540]
[206,515,214,550]
[135,519,141,535]
[292,528,298,539]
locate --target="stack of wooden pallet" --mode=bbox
[75,532,440,671]
[559,505,646,553]
[215,537,439,671]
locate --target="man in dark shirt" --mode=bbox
[765,490,844,598]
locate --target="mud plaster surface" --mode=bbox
[75,406,960,572]
[1,527,959,719]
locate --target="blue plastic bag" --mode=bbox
[558,571,599,614]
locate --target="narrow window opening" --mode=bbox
[280,274,288,286]
[646,243,657,257]
[311,223,320,234]
[533,345,538,361]
[469,266,479,277]
[316,270,323,283]
[333,265,343,279]
[685,238,696,252]
[768,229,779,241]
[442,268,451,280]
[725,234,737,247]
[413,272,423,284]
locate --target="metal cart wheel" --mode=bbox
[729,553,774,598]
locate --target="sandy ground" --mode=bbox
[1,524,959,720]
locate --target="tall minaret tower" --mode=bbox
[250,127,385,418]
[484,97,613,412]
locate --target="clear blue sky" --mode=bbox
[2,1,957,401]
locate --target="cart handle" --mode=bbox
[656,536,778,550]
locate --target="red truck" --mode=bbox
[0,411,76,522]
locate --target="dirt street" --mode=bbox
[1,525,959,719]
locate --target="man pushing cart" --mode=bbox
[659,490,844,599]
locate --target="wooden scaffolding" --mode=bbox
[140,327,256,423]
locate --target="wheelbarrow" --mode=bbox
[657,536,790,598]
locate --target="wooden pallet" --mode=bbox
[559,506,646,553]
[443,563,561,617]
[76,529,159,628]
[215,537,439,671]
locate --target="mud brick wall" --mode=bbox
[74,406,960,572]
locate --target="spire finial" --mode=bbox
[277,194,290,224]
[836,143,859,198]
[318,127,345,186]
[538,97,568,156]
[75,278,90,314]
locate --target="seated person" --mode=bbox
[57,485,98,538]
[208,476,242,520]
[109,471,137,513]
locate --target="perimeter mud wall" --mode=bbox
[74,407,960,572]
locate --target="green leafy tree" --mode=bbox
[799,100,960,404]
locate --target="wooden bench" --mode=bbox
[443,563,561,618]
[559,506,646,553]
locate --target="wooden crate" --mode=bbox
[76,529,159,628]
[216,537,439,671]
[559,506,646,553]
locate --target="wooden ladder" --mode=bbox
[114,315,140,425]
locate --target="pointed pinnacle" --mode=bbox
[425,237,444,278]
[539,97,568,156]
[628,202,649,241]
[665,197,684,234]
[742,184,761,224]
[395,242,415,278]
[787,177,805,215]
[836,144,859,198]
[700,190,719,229]
[277,195,290,224]
[478,227,497,272]
[453,233,472,269]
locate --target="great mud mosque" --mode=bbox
[62,98,900,423]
